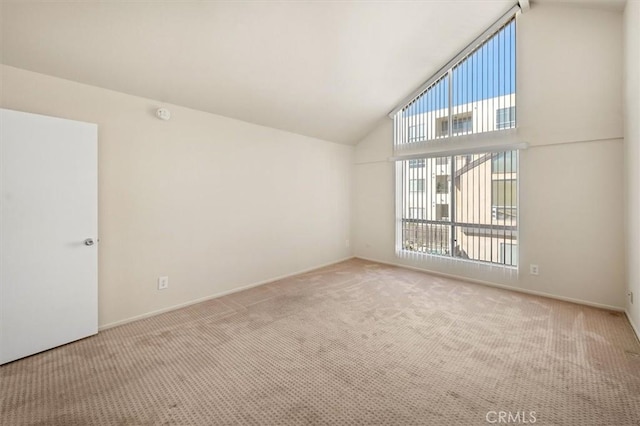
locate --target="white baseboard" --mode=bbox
[99,256,355,331]
[625,310,640,342]
[354,256,625,313]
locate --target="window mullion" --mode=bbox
[450,154,456,258]
[447,69,453,139]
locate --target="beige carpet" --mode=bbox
[1,259,639,425]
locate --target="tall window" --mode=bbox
[398,152,518,266]
[394,17,516,148]
[393,12,519,268]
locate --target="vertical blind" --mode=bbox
[392,7,521,268]
[393,16,516,155]
[396,152,518,267]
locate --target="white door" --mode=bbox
[0,108,98,365]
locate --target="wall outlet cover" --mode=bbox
[158,276,169,290]
[530,264,539,275]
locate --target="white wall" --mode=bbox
[354,4,626,309]
[0,65,353,328]
[624,0,640,332]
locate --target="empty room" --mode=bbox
[1,0,639,424]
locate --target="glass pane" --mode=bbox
[399,151,517,267]
[492,180,516,206]
[491,151,518,173]
[396,17,516,146]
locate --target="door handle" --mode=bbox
[84,238,96,246]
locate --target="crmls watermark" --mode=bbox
[485,411,537,424]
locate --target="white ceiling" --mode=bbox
[533,0,626,11]
[0,0,597,145]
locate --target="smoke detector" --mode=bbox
[156,108,171,121]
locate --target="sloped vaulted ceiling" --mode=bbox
[1,0,519,144]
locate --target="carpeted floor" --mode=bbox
[1,259,639,425]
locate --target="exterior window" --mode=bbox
[496,106,516,130]
[393,13,518,268]
[409,159,425,168]
[436,175,449,194]
[408,124,425,142]
[409,179,425,192]
[398,152,518,267]
[437,114,474,137]
[394,17,516,146]
[439,118,449,137]
[452,115,473,134]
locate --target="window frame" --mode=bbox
[496,106,516,130]
[397,152,519,268]
[392,8,521,269]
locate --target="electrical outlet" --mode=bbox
[158,276,169,290]
[345,239,350,248]
[530,264,539,276]
[630,291,634,305]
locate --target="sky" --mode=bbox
[403,19,516,117]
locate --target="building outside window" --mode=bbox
[409,179,425,192]
[436,175,449,194]
[393,15,519,268]
[496,106,516,130]
[408,124,426,142]
[437,113,474,137]
[409,159,426,168]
